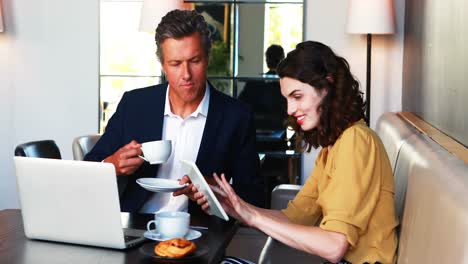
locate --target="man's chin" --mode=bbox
[182,93,204,104]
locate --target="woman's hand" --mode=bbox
[197,173,258,226]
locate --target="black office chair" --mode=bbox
[14,140,62,159]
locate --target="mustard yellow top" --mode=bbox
[283,120,398,264]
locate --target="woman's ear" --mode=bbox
[322,75,333,97]
[321,87,329,97]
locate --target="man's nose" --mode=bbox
[182,63,191,80]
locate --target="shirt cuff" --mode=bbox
[320,219,359,247]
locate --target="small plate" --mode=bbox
[139,242,209,263]
[136,178,188,193]
[144,229,202,241]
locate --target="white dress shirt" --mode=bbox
[139,84,210,213]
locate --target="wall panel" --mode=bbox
[403,0,468,146]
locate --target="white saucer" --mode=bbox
[143,229,202,241]
[136,178,188,193]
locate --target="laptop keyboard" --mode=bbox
[124,235,140,243]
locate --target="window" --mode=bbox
[99,0,303,132]
[100,0,162,132]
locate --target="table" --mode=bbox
[0,209,238,264]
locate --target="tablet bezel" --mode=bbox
[181,160,229,221]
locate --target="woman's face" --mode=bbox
[280,77,328,131]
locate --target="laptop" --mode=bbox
[14,157,145,249]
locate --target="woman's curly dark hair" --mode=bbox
[277,41,366,152]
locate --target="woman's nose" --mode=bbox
[287,102,296,116]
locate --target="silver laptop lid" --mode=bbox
[14,157,127,249]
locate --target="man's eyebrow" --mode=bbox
[167,59,181,63]
[167,54,202,63]
[188,57,199,62]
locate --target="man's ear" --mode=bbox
[326,75,334,84]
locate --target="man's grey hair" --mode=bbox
[155,9,212,62]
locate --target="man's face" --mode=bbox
[161,32,209,106]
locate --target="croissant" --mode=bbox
[154,238,197,258]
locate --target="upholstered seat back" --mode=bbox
[375,113,423,222]
[396,133,468,263]
[375,112,419,172]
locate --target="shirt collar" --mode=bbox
[164,82,210,118]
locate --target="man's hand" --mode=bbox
[173,175,199,201]
[196,173,256,226]
[103,140,144,175]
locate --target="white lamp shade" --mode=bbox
[347,0,395,34]
[0,1,4,32]
[139,0,187,33]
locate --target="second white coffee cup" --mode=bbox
[146,211,190,239]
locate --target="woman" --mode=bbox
[186,41,398,264]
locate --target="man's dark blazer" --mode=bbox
[85,83,264,212]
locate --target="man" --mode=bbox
[238,44,287,133]
[264,44,285,75]
[85,10,263,213]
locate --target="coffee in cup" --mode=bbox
[140,140,172,164]
[146,211,190,239]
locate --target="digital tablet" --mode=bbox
[180,160,229,221]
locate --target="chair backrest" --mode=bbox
[270,184,302,210]
[14,140,62,159]
[72,134,101,160]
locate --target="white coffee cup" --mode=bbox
[146,211,190,239]
[140,140,172,164]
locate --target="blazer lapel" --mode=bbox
[144,84,167,143]
[196,83,222,172]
